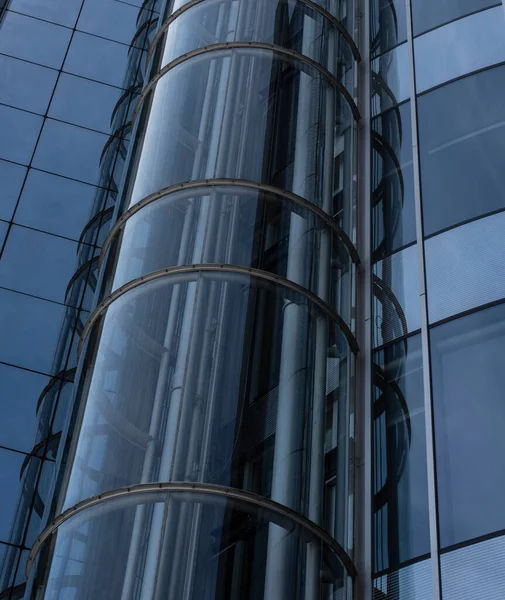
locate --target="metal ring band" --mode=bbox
[133,41,360,124]
[78,264,359,355]
[26,481,357,580]
[99,178,360,270]
[147,0,361,68]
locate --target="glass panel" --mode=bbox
[0,226,80,305]
[418,65,505,236]
[64,31,129,88]
[8,0,82,27]
[441,536,505,600]
[48,73,122,134]
[415,6,505,92]
[0,448,34,542]
[373,244,421,347]
[374,559,432,600]
[0,288,65,373]
[373,335,429,573]
[425,211,505,323]
[0,11,72,69]
[23,461,56,547]
[372,102,415,259]
[77,0,138,46]
[32,119,108,186]
[0,542,21,597]
[15,170,96,240]
[431,303,505,548]
[0,54,58,114]
[0,104,43,165]
[371,0,408,57]
[412,0,498,36]
[0,221,8,248]
[372,42,409,116]
[0,160,26,221]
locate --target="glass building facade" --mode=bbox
[0,0,504,598]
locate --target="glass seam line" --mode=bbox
[98,178,361,269]
[77,264,360,355]
[25,481,358,580]
[147,0,361,66]
[132,41,361,124]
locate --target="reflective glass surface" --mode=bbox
[418,65,505,237]
[415,6,505,92]
[0,543,22,597]
[373,335,429,573]
[0,104,43,165]
[412,0,499,36]
[77,0,138,46]
[32,119,108,186]
[431,303,505,548]
[372,42,409,116]
[15,171,96,241]
[0,221,8,248]
[0,54,58,115]
[0,11,72,69]
[0,160,26,221]
[373,558,432,600]
[425,211,505,324]
[371,0,407,57]
[8,0,82,27]
[0,448,32,541]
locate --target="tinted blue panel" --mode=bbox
[0,11,72,69]
[9,0,82,27]
[0,160,26,221]
[49,73,122,134]
[412,0,498,36]
[0,448,30,541]
[64,32,129,88]
[0,104,42,164]
[0,226,79,304]
[0,288,65,373]
[0,364,48,454]
[77,0,138,46]
[32,119,108,185]
[24,460,56,546]
[15,170,96,240]
[0,54,58,114]
[0,221,8,248]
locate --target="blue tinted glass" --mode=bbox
[15,170,96,240]
[9,0,82,27]
[0,104,42,165]
[0,160,26,221]
[24,460,56,546]
[49,73,122,134]
[412,0,498,35]
[32,119,108,185]
[0,11,72,69]
[372,42,410,116]
[0,542,21,590]
[0,448,32,541]
[77,0,138,46]
[64,32,129,88]
[0,364,48,454]
[374,559,432,599]
[0,221,8,247]
[0,54,58,114]
[0,226,80,304]
[0,288,65,373]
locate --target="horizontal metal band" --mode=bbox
[78,264,359,355]
[99,178,360,270]
[147,0,361,68]
[26,481,357,580]
[133,41,360,124]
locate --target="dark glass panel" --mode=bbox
[418,65,505,236]
[412,0,499,36]
[32,119,108,185]
[431,304,505,548]
[0,448,35,542]
[0,221,8,248]
[23,461,56,547]
[371,42,409,116]
[0,542,21,598]
[0,11,72,69]
[64,31,129,88]
[0,54,58,114]
[77,0,138,46]
[371,0,408,57]
[15,170,96,240]
[8,0,82,27]
[373,559,432,599]
[0,104,43,165]
[0,160,26,221]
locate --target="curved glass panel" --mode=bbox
[371,0,408,58]
[103,185,354,325]
[431,304,505,548]
[418,65,505,237]
[127,48,355,232]
[33,490,352,600]
[414,6,505,93]
[61,272,354,549]
[153,0,355,90]
[372,42,409,116]
[412,0,499,36]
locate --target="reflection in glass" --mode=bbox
[412,0,498,36]
[0,104,42,165]
[431,304,505,548]
[370,0,407,58]
[8,0,82,28]
[372,42,409,116]
[373,558,432,600]
[415,6,505,92]
[0,160,26,221]
[418,65,505,236]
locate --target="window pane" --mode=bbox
[371,0,408,57]
[374,559,432,600]
[0,104,42,165]
[425,211,505,323]
[8,0,82,27]
[431,304,505,548]
[0,54,58,114]
[0,11,71,69]
[418,65,505,236]
[0,448,35,542]
[0,160,26,221]
[412,0,498,36]
[372,42,410,117]
[373,335,429,572]
[77,0,138,46]
[415,6,505,92]
[0,221,8,248]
